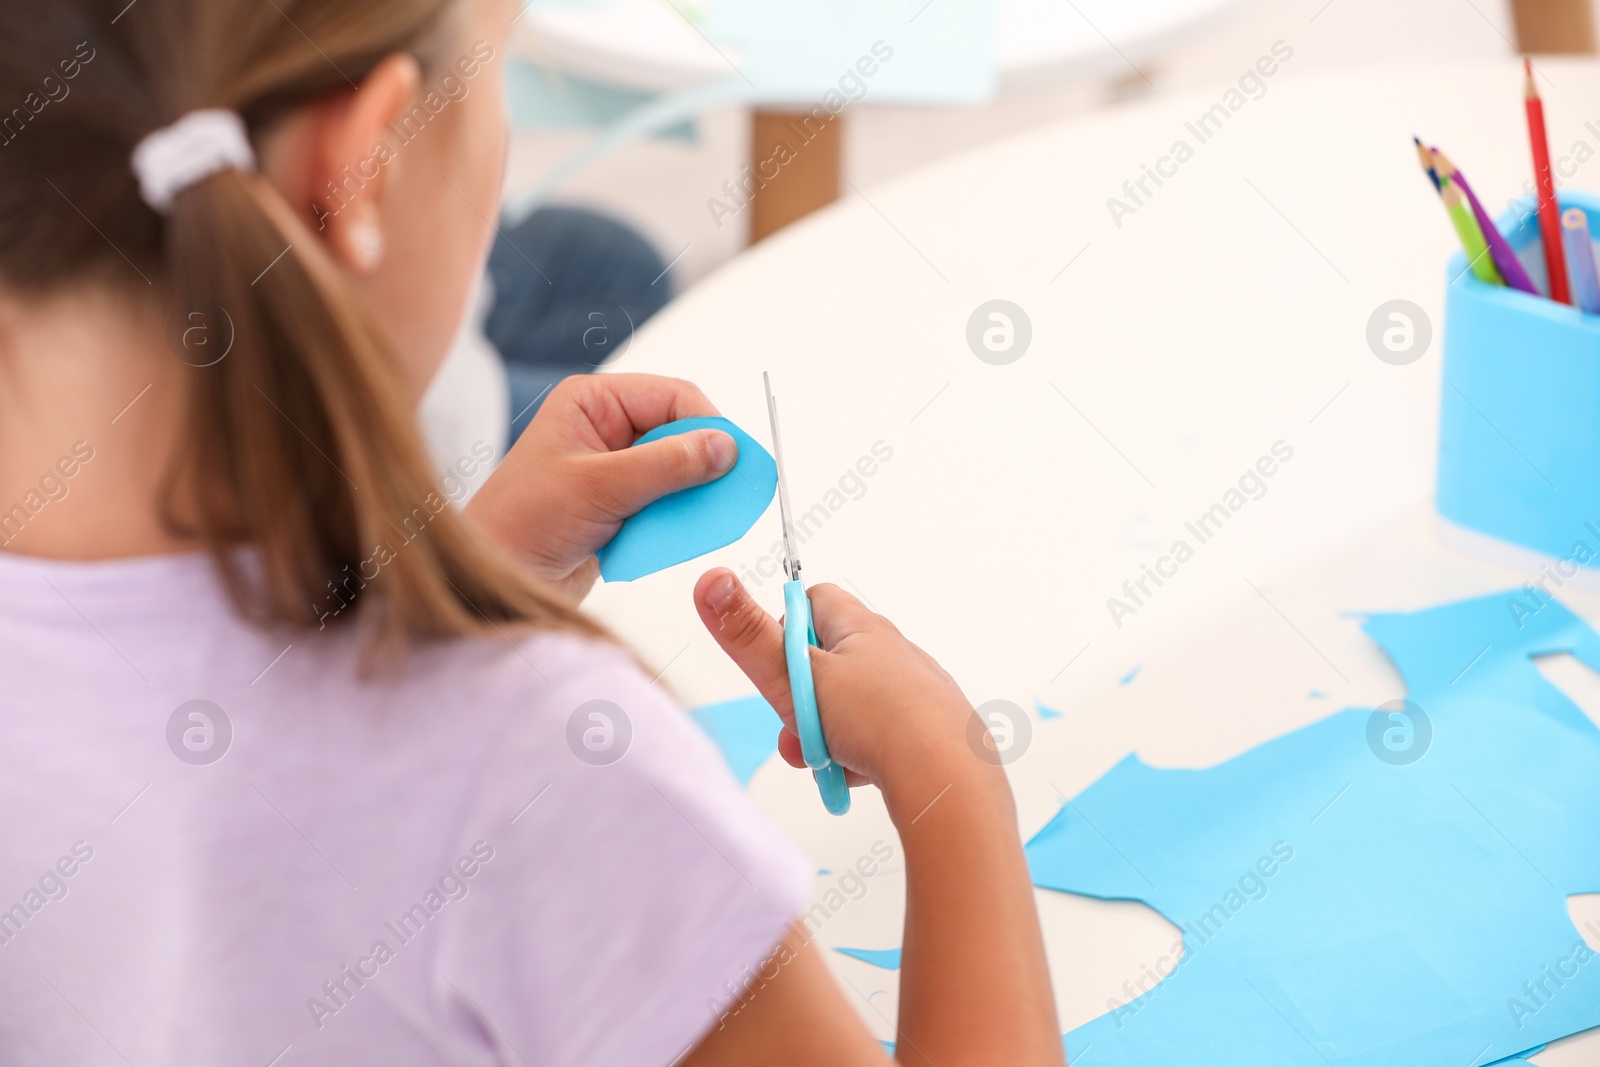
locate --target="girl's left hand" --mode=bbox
[466,373,737,602]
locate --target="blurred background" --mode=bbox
[502,0,1593,288]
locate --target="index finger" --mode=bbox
[575,373,721,451]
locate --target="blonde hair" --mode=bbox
[0,0,604,649]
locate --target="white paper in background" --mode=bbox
[704,0,998,105]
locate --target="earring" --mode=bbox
[351,222,384,270]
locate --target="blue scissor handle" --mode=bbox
[783,580,850,815]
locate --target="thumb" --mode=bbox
[593,428,737,520]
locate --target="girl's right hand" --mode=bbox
[692,568,992,818]
[691,569,1063,1067]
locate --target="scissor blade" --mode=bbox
[763,372,800,582]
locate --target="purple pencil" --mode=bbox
[1433,147,1538,294]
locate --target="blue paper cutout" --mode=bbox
[836,947,902,971]
[1038,701,1064,722]
[687,695,781,788]
[1027,591,1600,1065]
[597,417,777,582]
[1118,663,1144,686]
[1308,689,1329,699]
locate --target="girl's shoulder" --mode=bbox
[418,629,817,1066]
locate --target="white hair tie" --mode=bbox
[131,109,256,214]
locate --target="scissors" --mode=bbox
[764,372,851,816]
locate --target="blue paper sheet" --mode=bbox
[597,417,776,582]
[687,694,781,787]
[836,947,902,970]
[1026,591,1600,1064]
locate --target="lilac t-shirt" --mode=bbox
[0,550,812,1066]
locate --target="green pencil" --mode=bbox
[1442,176,1505,285]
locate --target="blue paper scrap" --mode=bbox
[597,417,777,582]
[1038,701,1064,722]
[1026,591,1600,1065]
[687,694,781,788]
[836,947,902,971]
[1118,663,1143,686]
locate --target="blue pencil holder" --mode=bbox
[1437,192,1600,569]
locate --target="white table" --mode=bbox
[584,61,1600,1062]
[513,0,1255,239]
[515,0,1253,95]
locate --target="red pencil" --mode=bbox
[1526,58,1571,304]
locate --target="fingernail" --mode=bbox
[707,431,736,473]
[705,572,738,612]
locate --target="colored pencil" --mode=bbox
[1414,136,1442,192]
[1562,207,1600,313]
[1526,59,1571,303]
[1431,148,1538,294]
[1442,176,1505,285]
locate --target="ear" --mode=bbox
[263,53,421,273]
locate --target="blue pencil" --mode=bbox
[1413,136,1441,191]
[1561,208,1600,313]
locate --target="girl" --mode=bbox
[0,0,1061,1063]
